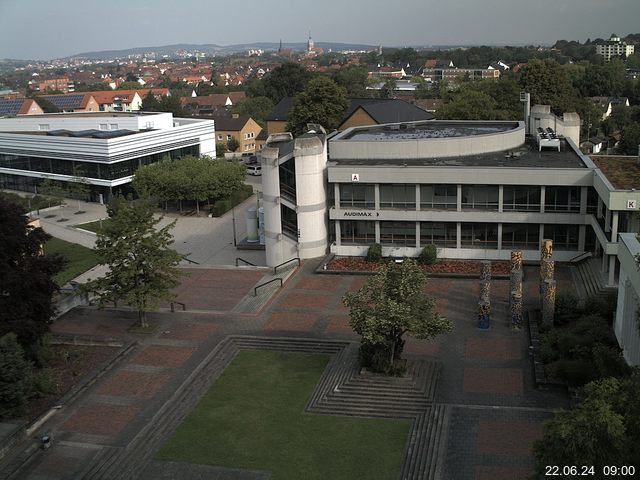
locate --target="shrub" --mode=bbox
[592,344,631,379]
[365,243,382,262]
[31,369,56,397]
[554,292,581,325]
[417,244,438,265]
[545,359,598,387]
[584,292,617,324]
[210,185,254,217]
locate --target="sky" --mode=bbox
[0,0,639,60]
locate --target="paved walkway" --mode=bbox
[8,259,575,480]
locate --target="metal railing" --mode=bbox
[273,257,300,275]
[568,251,592,263]
[235,257,256,267]
[254,278,283,296]
[170,301,186,312]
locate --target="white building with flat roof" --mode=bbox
[0,112,215,201]
[596,34,635,61]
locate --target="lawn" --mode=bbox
[43,237,100,286]
[156,350,410,480]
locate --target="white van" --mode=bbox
[247,164,262,176]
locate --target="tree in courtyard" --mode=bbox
[436,89,499,120]
[68,166,91,213]
[0,197,64,351]
[533,372,640,474]
[88,197,183,328]
[286,77,349,135]
[38,177,67,219]
[232,96,274,127]
[342,259,453,375]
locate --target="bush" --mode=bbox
[554,292,581,325]
[366,243,382,262]
[545,359,598,387]
[31,369,56,397]
[592,344,631,379]
[417,244,438,265]
[584,292,617,324]
[209,185,254,217]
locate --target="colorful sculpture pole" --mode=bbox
[542,279,557,326]
[478,261,491,329]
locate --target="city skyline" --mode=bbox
[0,0,639,60]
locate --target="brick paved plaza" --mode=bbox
[12,261,574,480]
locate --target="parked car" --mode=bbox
[246,164,262,176]
[243,155,258,165]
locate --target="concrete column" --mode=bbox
[538,224,545,250]
[335,220,341,247]
[415,222,421,248]
[415,184,420,212]
[498,185,504,213]
[597,197,603,219]
[602,253,608,274]
[497,223,503,250]
[375,221,380,244]
[457,184,462,212]
[261,147,284,267]
[608,255,616,286]
[578,225,586,251]
[611,211,619,242]
[579,186,588,215]
[334,183,341,209]
[456,222,461,249]
[374,184,380,210]
[605,207,611,233]
[542,279,557,326]
[539,186,546,213]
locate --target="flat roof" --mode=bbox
[329,137,587,169]
[591,155,640,189]
[6,111,162,118]
[341,121,519,141]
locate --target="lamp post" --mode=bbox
[231,204,237,246]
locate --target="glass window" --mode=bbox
[380,184,416,209]
[545,186,580,212]
[502,186,540,211]
[420,222,457,247]
[341,220,375,245]
[420,184,457,210]
[340,184,375,209]
[460,223,498,249]
[586,187,598,215]
[281,205,298,240]
[380,221,416,246]
[501,223,540,249]
[462,185,498,210]
[544,224,579,250]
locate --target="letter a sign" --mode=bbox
[351,173,360,182]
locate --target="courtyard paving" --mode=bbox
[10,259,575,480]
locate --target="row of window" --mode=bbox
[0,145,199,181]
[338,184,592,212]
[340,221,580,250]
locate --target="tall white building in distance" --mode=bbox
[596,34,635,61]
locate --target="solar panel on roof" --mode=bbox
[0,99,24,116]
[43,94,85,109]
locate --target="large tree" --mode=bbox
[88,198,183,328]
[286,77,349,135]
[533,373,640,474]
[0,333,33,419]
[261,62,313,104]
[232,96,274,127]
[0,198,64,350]
[519,58,577,114]
[343,259,453,374]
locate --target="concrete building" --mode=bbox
[596,34,635,61]
[258,110,640,289]
[614,233,640,366]
[212,115,262,153]
[0,112,215,201]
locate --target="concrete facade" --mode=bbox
[615,233,640,366]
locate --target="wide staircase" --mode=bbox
[79,336,449,480]
[574,257,617,300]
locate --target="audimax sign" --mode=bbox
[343,211,380,217]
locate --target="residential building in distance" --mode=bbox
[37,77,74,93]
[180,92,246,116]
[0,112,215,201]
[595,34,635,61]
[0,98,44,116]
[265,97,434,135]
[82,90,143,112]
[421,67,501,82]
[212,114,261,153]
[38,93,100,113]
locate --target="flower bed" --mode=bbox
[326,257,511,275]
